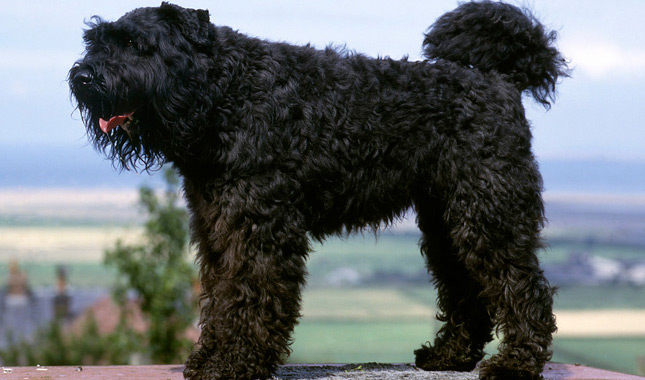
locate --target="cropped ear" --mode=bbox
[159,2,211,47]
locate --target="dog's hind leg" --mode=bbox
[437,161,556,380]
[183,194,308,380]
[414,196,494,372]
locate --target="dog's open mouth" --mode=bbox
[99,112,135,134]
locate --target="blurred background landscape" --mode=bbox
[1,0,645,376]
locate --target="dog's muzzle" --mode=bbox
[71,68,94,88]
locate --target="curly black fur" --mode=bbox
[69,2,568,380]
[422,1,567,108]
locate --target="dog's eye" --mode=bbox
[126,39,134,47]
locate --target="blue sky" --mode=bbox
[1,0,644,179]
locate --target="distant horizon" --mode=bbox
[1,143,645,195]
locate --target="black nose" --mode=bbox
[72,69,94,87]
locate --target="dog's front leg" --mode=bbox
[184,205,309,380]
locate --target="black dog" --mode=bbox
[69,2,567,379]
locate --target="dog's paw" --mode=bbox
[183,366,200,380]
[478,359,543,380]
[414,343,480,372]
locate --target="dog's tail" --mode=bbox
[423,1,569,108]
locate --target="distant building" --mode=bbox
[53,265,71,321]
[0,261,37,349]
[0,263,107,352]
[543,251,645,286]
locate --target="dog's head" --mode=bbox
[69,2,212,170]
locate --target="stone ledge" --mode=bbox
[0,363,643,380]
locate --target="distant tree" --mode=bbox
[105,166,197,363]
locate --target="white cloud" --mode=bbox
[563,38,645,80]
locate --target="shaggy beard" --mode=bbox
[76,102,165,172]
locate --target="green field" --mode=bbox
[0,261,117,288]
[291,285,645,375]
[291,319,435,364]
[291,317,645,375]
[552,338,645,375]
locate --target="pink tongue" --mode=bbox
[99,113,134,134]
